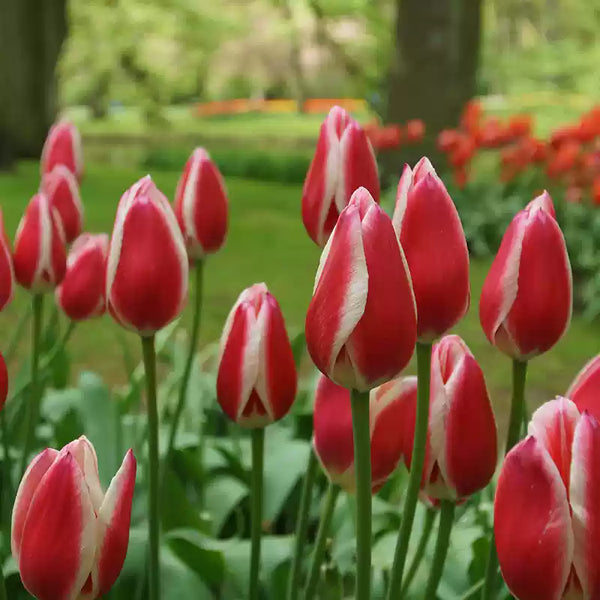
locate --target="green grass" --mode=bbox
[0,162,598,431]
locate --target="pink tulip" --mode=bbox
[56,233,109,321]
[12,436,136,600]
[567,354,600,422]
[217,283,297,427]
[174,148,228,260]
[302,106,379,247]
[106,176,188,335]
[41,120,84,181]
[13,193,67,293]
[495,397,600,600]
[480,191,572,359]
[392,158,470,341]
[0,209,15,311]
[305,187,416,391]
[313,375,410,493]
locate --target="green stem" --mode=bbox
[480,359,528,600]
[0,561,6,600]
[250,427,265,600]
[400,508,437,596]
[165,260,204,464]
[387,342,432,600]
[1,410,12,538]
[19,294,44,478]
[350,389,371,600]
[4,303,32,363]
[423,501,455,599]
[141,335,160,600]
[304,482,341,600]
[288,449,319,600]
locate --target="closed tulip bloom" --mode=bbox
[13,193,67,293]
[106,176,188,335]
[217,283,297,427]
[173,148,228,259]
[41,120,84,181]
[392,158,470,341]
[480,191,572,359]
[12,436,136,600]
[495,397,600,600]
[305,187,416,391]
[399,336,497,500]
[41,165,84,244]
[302,106,379,247]
[313,375,412,493]
[0,209,15,311]
[0,352,7,412]
[56,233,109,321]
[567,354,600,422]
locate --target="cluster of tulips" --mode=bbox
[0,103,599,600]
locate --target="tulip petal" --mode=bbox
[495,437,573,600]
[42,165,83,243]
[567,354,600,423]
[0,210,14,311]
[391,164,413,233]
[570,413,600,599]
[63,436,105,512]
[19,451,97,600]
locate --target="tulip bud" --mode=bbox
[305,187,416,391]
[12,436,136,600]
[0,209,15,311]
[13,193,67,293]
[106,176,188,335]
[41,120,84,181]
[56,233,109,321]
[392,158,470,341]
[174,148,228,259]
[399,336,497,501]
[313,375,411,493]
[0,352,7,412]
[566,354,600,422]
[217,283,297,427]
[41,165,83,244]
[479,191,572,360]
[302,106,380,247]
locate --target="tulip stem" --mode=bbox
[0,560,6,600]
[304,482,340,600]
[386,341,432,600]
[141,335,160,600]
[250,427,265,600]
[19,294,44,478]
[165,260,204,468]
[288,448,319,600]
[400,507,437,596]
[423,500,455,599]
[4,303,32,363]
[350,388,372,600]
[480,358,528,600]
[1,410,12,533]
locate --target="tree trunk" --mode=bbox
[279,0,306,113]
[0,0,68,169]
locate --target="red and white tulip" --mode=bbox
[12,436,136,600]
[480,191,572,359]
[567,354,600,422]
[56,233,109,321]
[13,193,67,293]
[216,283,297,427]
[106,176,188,335]
[0,209,15,311]
[392,158,470,341]
[174,148,228,260]
[305,187,416,391]
[302,106,379,247]
[41,120,84,181]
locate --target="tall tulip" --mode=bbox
[40,120,84,181]
[12,436,136,600]
[495,397,600,600]
[0,209,15,312]
[302,106,379,247]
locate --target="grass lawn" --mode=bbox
[0,161,598,433]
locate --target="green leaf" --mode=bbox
[161,544,213,599]
[204,475,248,535]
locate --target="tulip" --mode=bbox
[173,148,228,260]
[479,191,572,360]
[56,233,109,321]
[405,119,425,143]
[566,354,600,422]
[302,106,379,247]
[41,120,84,181]
[0,209,15,311]
[313,375,409,493]
[216,283,297,427]
[12,436,136,600]
[306,187,416,391]
[495,397,600,600]
[41,165,83,244]
[13,193,67,293]
[106,175,188,335]
[392,158,469,341]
